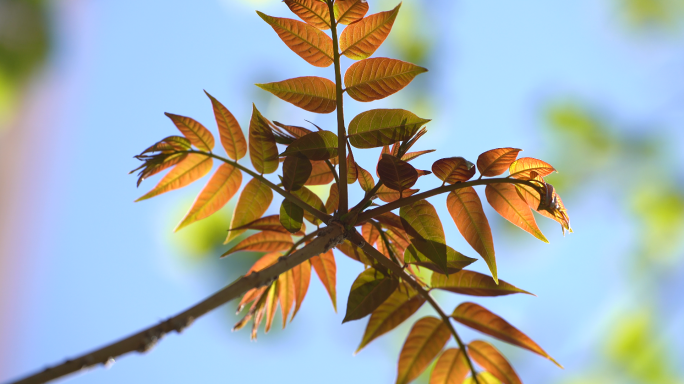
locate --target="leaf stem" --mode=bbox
[324,159,341,187]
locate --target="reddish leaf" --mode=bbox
[432,157,476,184]
[136,154,212,202]
[306,160,335,185]
[467,341,522,384]
[230,215,304,237]
[257,12,334,67]
[340,4,401,60]
[404,244,476,275]
[416,169,432,177]
[378,154,419,193]
[283,156,312,191]
[281,130,339,160]
[396,316,452,384]
[336,239,372,265]
[431,270,533,297]
[347,152,359,184]
[452,302,562,368]
[292,185,326,225]
[357,163,376,192]
[334,0,369,25]
[447,187,497,283]
[515,182,571,233]
[348,109,431,149]
[280,199,304,234]
[325,183,339,214]
[238,252,282,311]
[164,113,215,152]
[264,282,279,333]
[222,231,293,257]
[257,76,336,114]
[377,185,418,203]
[132,152,188,187]
[140,136,191,154]
[477,148,522,177]
[204,91,247,160]
[400,199,449,273]
[485,183,548,243]
[374,211,404,230]
[430,349,470,384]
[273,121,313,139]
[509,157,556,180]
[344,268,398,323]
[175,163,242,231]
[403,149,435,162]
[311,250,337,311]
[345,58,427,102]
[362,222,381,246]
[226,178,274,242]
[291,259,312,320]
[278,270,295,328]
[284,0,331,30]
[249,104,279,175]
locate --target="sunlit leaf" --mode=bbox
[396,316,451,384]
[348,109,431,149]
[485,183,548,243]
[509,157,556,180]
[281,130,339,160]
[403,149,435,162]
[400,199,449,273]
[325,183,339,214]
[283,155,312,191]
[404,244,477,275]
[238,252,281,311]
[280,199,304,234]
[249,104,279,175]
[264,281,279,333]
[452,302,562,368]
[291,259,311,320]
[476,148,521,177]
[334,0,369,25]
[273,121,313,139]
[164,113,215,152]
[463,372,502,384]
[136,154,213,202]
[416,169,432,177]
[230,214,304,237]
[257,11,334,67]
[204,91,247,160]
[431,270,533,297]
[344,268,399,323]
[362,222,381,246]
[306,160,335,185]
[377,185,418,203]
[378,154,419,193]
[257,76,336,114]
[277,270,295,329]
[226,178,274,242]
[347,152,359,184]
[432,157,476,184]
[447,187,497,283]
[311,250,337,311]
[292,185,326,225]
[140,136,191,155]
[284,0,331,30]
[467,341,522,384]
[345,58,427,102]
[222,231,293,257]
[357,163,376,192]
[340,4,401,60]
[133,152,188,187]
[374,211,404,230]
[336,239,372,264]
[429,348,470,384]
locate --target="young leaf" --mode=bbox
[222,231,294,257]
[348,109,431,149]
[429,349,470,384]
[292,186,326,225]
[463,373,502,384]
[476,148,521,177]
[357,163,376,192]
[273,121,313,139]
[467,341,522,384]
[485,183,548,243]
[447,187,497,283]
[132,152,188,187]
[257,12,334,67]
[378,154,419,193]
[282,155,313,191]
[362,222,381,246]
[280,199,304,234]
[226,178,274,242]
[284,0,331,30]
[356,283,425,353]
[291,259,312,320]
[278,270,295,328]
[238,252,281,311]
[400,199,449,273]
[431,270,533,297]
[311,250,337,311]
[377,185,418,203]
[264,281,279,334]
[396,316,451,384]
[403,149,435,162]
[345,58,428,102]
[325,183,339,214]
[140,136,191,154]
[336,239,372,264]
[334,0,369,25]
[515,181,571,233]
[175,163,242,231]
[164,113,215,152]
[306,160,335,185]
[256,77,336,114]
[404,244,477,275]
[347,152,359,184]
[204,91,247,160]
[509,157,556,180]
[452,302,562,368]
[249,104,279,175]
[374,211,404,230]
[343,268,399,323]
[230,215,304,237]
[281,130,339,160]
[432,157,476,184]
[136,154,213,202]
[340,4,401,60]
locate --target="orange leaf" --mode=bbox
[292,185,326,225]
[362,222,381,246]
[340,4,401,60]
[348,108,431,149]
[463,373,501,384]
[400,199,449,273]
[403,149,435,162]
[257,76,336,114]
[204,91,247,160]
[175,163,242,231]
[377,184,418,203]
[347,152,359,184]
[452,302,562,368]
[467,341,522,384]
[273,121,313,139]
[136,154,212,202]
[432,157,476,184]
[230,214,305,237]
[291,259,311,320]
[447,187,497,283]
[343,268,398,323]
[257,11,334,67]
[431,270,533,297]
[336,239,371,264]
[278,270,295,328]
[133,152,188,187]
[476,148,521,177]
[374,211,404,230]
[515,181,571,233]
[264,282,279,334]
[311,249,337,311]
[325,183,339,214]
[509,157,556,180]
[284,0,331,30]
[378,154,419,193]
[282,156,312,191]
[248,104,279,174]
[396,316,451,384]
[485,183,548,243]
[334,0,369,25]
[226,178,274,242]
[281,130,339,160]
[164,113,215,152]
[429,348,470,384]
[345,58,427,102]
[222,231,293,257]
[238,252,281,311]
[357,163,376,192]
[306,160,335,185]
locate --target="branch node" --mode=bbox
[137,329,163,353]
[173,316,195,333]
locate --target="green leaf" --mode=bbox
[343,268,399,323]
[400,199,449,274]
[256,76,336,114]
[226,178,274,242]
[248,104,279,175]
[229,215,305,237]
[281,130,339,160]
[348,109,430,149]
[404,244,477,274]
[431,270,533,297]
[345,58,427,102]
[356,163,376,192]
[282,156,312,191]
[325,183,339,214]
[292,185,326,225]
[280,199,304,234]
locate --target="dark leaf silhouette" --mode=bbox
[343,268,399,323]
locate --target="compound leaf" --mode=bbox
[357,163,376,192]
[292,185,326,225]
[278,270,295,328]
[282,156,313,191]
[509,157,556,180]
[325,183,339,214]
[400,199,448,273]
[404,244,477,275]
[230,214,304,237]
[377,184,418,203]
[291,260,312,320]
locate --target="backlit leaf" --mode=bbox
[249,104,279,174]
[340,4,401,60]
[278,270,295,328]
[164,113,215,152]
[485,183,548,243]
[362,222,381,246]
[374,211,404,230]
[377,185,418,203]
[230,215,304,237]
[238,252,281,312]
[133,152,188,187]
[477,148,521,177]
[347,152,358,184]
[226,178,274,242]
[292,185,326,225]
[344,268,399,323]
[509,157,556,180]
[282,156,312,191]
[432,157,476,184]
[222,231,293,257]
[336,239,372,264]
[281,130,339,160]
[431,270,533,297]
[357,163,376,192]
[345,58,427,102]
[429,349,470,384]
[175,163,242,231]
[396,316,451,384]
[273,121,313,139]
[136,154,212,202]
[280,199,304,234]
[334,0,369,24]
[515,181,571,233]
[140,136,191,154]
[463,373,502,384]
[452,302,562,368]
[378,154,419,193]
[284,0,331,30]
[311,250,337,311]
[400,199,448,273]
[257,76,336,114]
[348,109,431,149]
[403,149,435,162]
[404,244,477,275]
[291,260,311,320]
[257,11,334,67]
[204,91,247,160]
[447,187,497,283]
[467,341,522,384]
[325,183,339,214]
[264,281,279,333]
[306,160,335,185]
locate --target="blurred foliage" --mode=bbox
[618,0,684,32]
